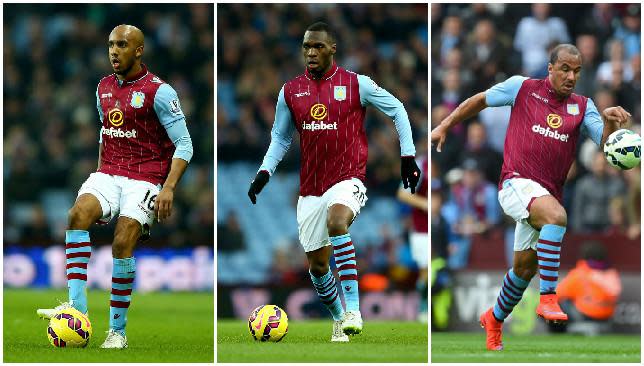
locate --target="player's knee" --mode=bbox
[514,265,537,281]
[68,206,92,229]
[309,258,330,277]
[544,209,567,227]
[112,241,130,258]
[112,233,135,258]
[326,216,349,236]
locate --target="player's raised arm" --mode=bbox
[356,74,421,193]
[431,92,486,152]
[248,85,295,204]
[600,106,631,146]
[580,98,632,148]
[152,84,194,221]
[431,75,528,152]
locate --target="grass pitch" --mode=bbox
[4,288,213,363]
[432,331,640,363]
[217,319,427,363]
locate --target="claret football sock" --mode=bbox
[109,257,136,336]
[65,230,92,314]
[492,268,530,321]
[310,268,345,321]
[537,224,566,294]
[331,234,360,312]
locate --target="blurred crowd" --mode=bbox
[431,3,641,269]
[4,4,214,247]
[217,4,428,289]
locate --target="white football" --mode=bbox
[603,129,641,170]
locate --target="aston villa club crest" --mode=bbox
[131,91,145,108]
[567,103,579,116]
[334,86,346,101]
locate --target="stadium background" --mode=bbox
[3,4,213,361]
[217,3,429,323]
[431,2,640,338]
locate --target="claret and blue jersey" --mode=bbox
[96,64,193,185]
[486,75,604,201]
[259,63,416,196]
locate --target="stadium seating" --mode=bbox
[217,162,404,284]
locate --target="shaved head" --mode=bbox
[111,24,144,48]
[108,24,145,80]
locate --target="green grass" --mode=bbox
[217,319,427,363]
[4,288,213,363]
[432,332,640,363]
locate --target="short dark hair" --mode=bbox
[549,44,582,64]
[306,21,336,43]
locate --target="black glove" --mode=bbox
[248,170,270,204]
[401,156,421,194]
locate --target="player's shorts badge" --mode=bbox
[522,185,533,195]
[334,86,346,101]
[131,92,145,108]
[567,103,579,116]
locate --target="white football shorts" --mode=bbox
[498,177,551,251]
[409,231,429,268]
[77,172,161,229]
[296,178,368,252]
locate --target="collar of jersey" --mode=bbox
[115,63,149,86]
[305,62,338,81]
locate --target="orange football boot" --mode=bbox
[479,307,503,351]
[536,293,568,323]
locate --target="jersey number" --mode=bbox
[142,190,157,211]
[352,184,366,206]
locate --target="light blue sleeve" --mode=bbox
[97,87,104,144]
[357,74,415,156]
[153,83,193,163]
[259,86,295,175]
[580,98,603,146]
[485,75,528,107]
